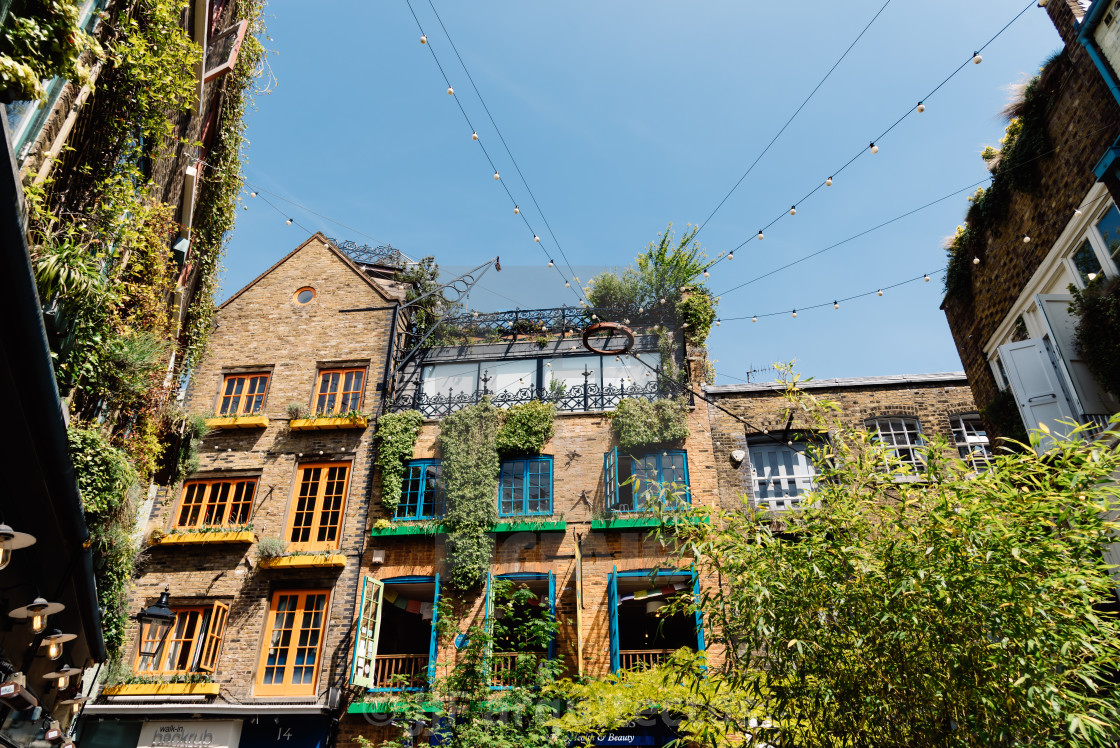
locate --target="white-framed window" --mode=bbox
[867,417,925,473]
[950,415,993,471]
[747,440,818,511]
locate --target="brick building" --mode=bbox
[941,0,1120,445]
[79,235,407,747]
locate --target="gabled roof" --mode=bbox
[217,231,399,310]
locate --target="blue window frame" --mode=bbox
[608,568,704,674]
[604,447,690,512]
[498,456,553,517]
[395,460,445,520]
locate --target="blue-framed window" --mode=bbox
[608,567,704,673]
[498,456,553,517]
[395,460,445,520]
[604,448,690,512]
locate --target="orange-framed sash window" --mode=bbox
[135,602,229,676]
[287,463,349,550]
[219,373,270,416]
[176,478,256,528]
[314,368,365,415]
[256,590,328,695]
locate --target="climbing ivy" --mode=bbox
[375,410,424,513]
[439,399,499,592]
[0,0,100,103]
[612,397,690,451]
[495,400,555,456]
[677,289,717,347]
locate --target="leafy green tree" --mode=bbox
[556,377,1120,747]
[359,580,563,748]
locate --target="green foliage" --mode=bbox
[0,0,100,102]
[375,410,424,512]
[944,60,1060,301]
[586,223,714,323]
[371,580,563,748]
[980,388,1030,447]
[396,256,463,344]
[677,289,717,346]
[167,412,210,484]
[440,400,500,592]
[572,376,1120,747]
[255,536,288,559]
[495,401,555,456]
[612,397,689,451]
[69,424,139,659]
[1069,276,1120,398]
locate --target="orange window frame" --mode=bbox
[218,373,270,416]
[314,368,365,415]
[176,478,257,528]
[286,463,350,551]
[256,589,329,696]
[134,602,229,676]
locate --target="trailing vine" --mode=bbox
[944,55,1063,301]
[495,400,555,456]
[439,399,499,592]
[677,289,717,347]
[612,396,690,451]
[0,0,100,103]
[375,410,424,513]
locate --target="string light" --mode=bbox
[1022,234,1031,243]
[514,205,519,214]
[877,289,883,296]
[565,281,570,288]
[789,205,797,216]
[792,309,797,318]
[285,218,292,225]
[420,34,427,43]
[833,300,839,309]
[757,230,764,240]
[249,191,257,197]
[870,142,878,154]
[973,256,980,265]
[916,101,925,113]
[534,235,540,242]
[548,259,554,267]
[703,270,709,278]
[727,251,734,260]
[472,132,478,140]
[493,171,500,180]
[924,274,930,282]
[825,177,832,187]
[752,316,758,323]
[447,86,454,95]
[715,319,721,326]
[972,51,982,64]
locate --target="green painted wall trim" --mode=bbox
[348,700,441,714]
[370,523,447,537]
[491,520,567,533]
[590,515,709,531]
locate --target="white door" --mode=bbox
[1036,294,1120,417]
[998,339,1079,450]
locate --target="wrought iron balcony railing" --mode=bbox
[388,379,677,417]
[411,305,675,348]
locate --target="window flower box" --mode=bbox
[102,682,220,696]
[204,415,269,430]
[289,415,368,431]
[370,523,446,538]
[155,530,257,545]
[258,553,346,569]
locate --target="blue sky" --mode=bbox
[225,0,1064,384]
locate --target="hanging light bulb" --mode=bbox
[0,524,35,570]
[972,51,982,64]
[752,316,758,323]
[792,309,797,318]
[534,235,540,242]
[703,270,709,278]
[1074,207,1083,216]
[471,132,478,141]
[285,218,292,225]
[825,177,833,187]
[447,86,454,95]
[727,251,734,260]
[548,259,554,267]
[870,142,878,154]
[249,191,257,198]
[924,274,931,282]
[715,319,721,326]
[757,230,764,240]
[789,205,797,216]
[564,281,570,288]
[1088,272,1098,281]
[513,205,520,214]
[973,256,980,265]
[420,35,427,44]
[916,102,925,113]
[493,171,500,180]
[877,289,884,296]
[1022,234,1031,243]
[833,301,839,309]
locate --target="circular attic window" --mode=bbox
[295,287,315,305]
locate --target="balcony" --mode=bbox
[390,380,674,417]
[491,651,545,688]
[372,654,429,690]
[619,649,674,671]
